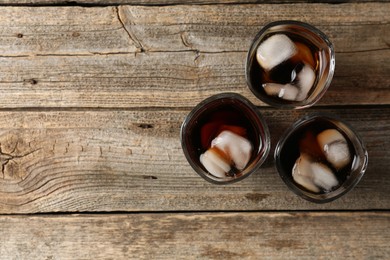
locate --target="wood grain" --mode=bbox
[0,107,388,213]
[0,1,387,259]
[0,4,388,108]
[1,0,386,6]
[0,212,389,259]
[0,0,387,5]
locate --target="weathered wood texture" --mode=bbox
[0,212,389,259]
[0,1,388,259]
[1,0,386,5]
[0,107,388,213]
[0,3,389,108]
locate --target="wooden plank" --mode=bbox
[0,212,389,259]
[0,6,137,55]
[1,51,388,108]
[0,4,388,108]
[1,4,387,54]
[119,4,389,53]
[0,107,388,213]
[0,0,386,5]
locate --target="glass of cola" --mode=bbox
[274,114,368,203]
[246,20,335,109]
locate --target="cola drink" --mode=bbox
[181,93,270,184]
[198,107,256,178]
[279,118,353,193]
[275,115,368,203]
[246,21,335,108]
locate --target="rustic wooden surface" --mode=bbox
[0,4,388,108]
[0,1,389,259]
[0,212,389,259]
[0,107,389,213]
[2,0,388,5]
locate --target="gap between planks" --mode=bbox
[0,104,388,112]
[1,1,387,8]
[0,208,389,217]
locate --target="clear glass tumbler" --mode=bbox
[180,93,270,184]
[274,114,368,203]
[246,20,335,109]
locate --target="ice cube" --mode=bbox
[311,163,339,191]
[200,147,231,178]
[256,34,297,71]
[317,129,351,169]
[211,130,252,170]
[292,154,320,193]
[295,64,316,101]
[292,154,339,193]
[262,83,299,101]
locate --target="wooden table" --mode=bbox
[0,0,389,259]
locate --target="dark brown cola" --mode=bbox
[180,93,270,184]
[278,118,355,194]
[246,21,335,108]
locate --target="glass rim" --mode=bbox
[245,20,335,109]
[180,92,271,185]
[274,113,368,203]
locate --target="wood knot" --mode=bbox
[143,175,158,180]
[16,33,23,38]
[29,79,38,85]
[245,193,270,202]
[24,79,37,85]
[138,123,153,129]
[0,137,41,180]
[72,32,80,37]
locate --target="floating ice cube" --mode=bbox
[211,130,252,170]
[317,129,351,169]
[262,83,299,101]
[311,163,339,191]
[200,147,231,178]
[292,154,320,193]
[292,154,339,193]
[256,34,297,71]
[262,63,315,102]
[200,130,253,178]
[295,64,316,101]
